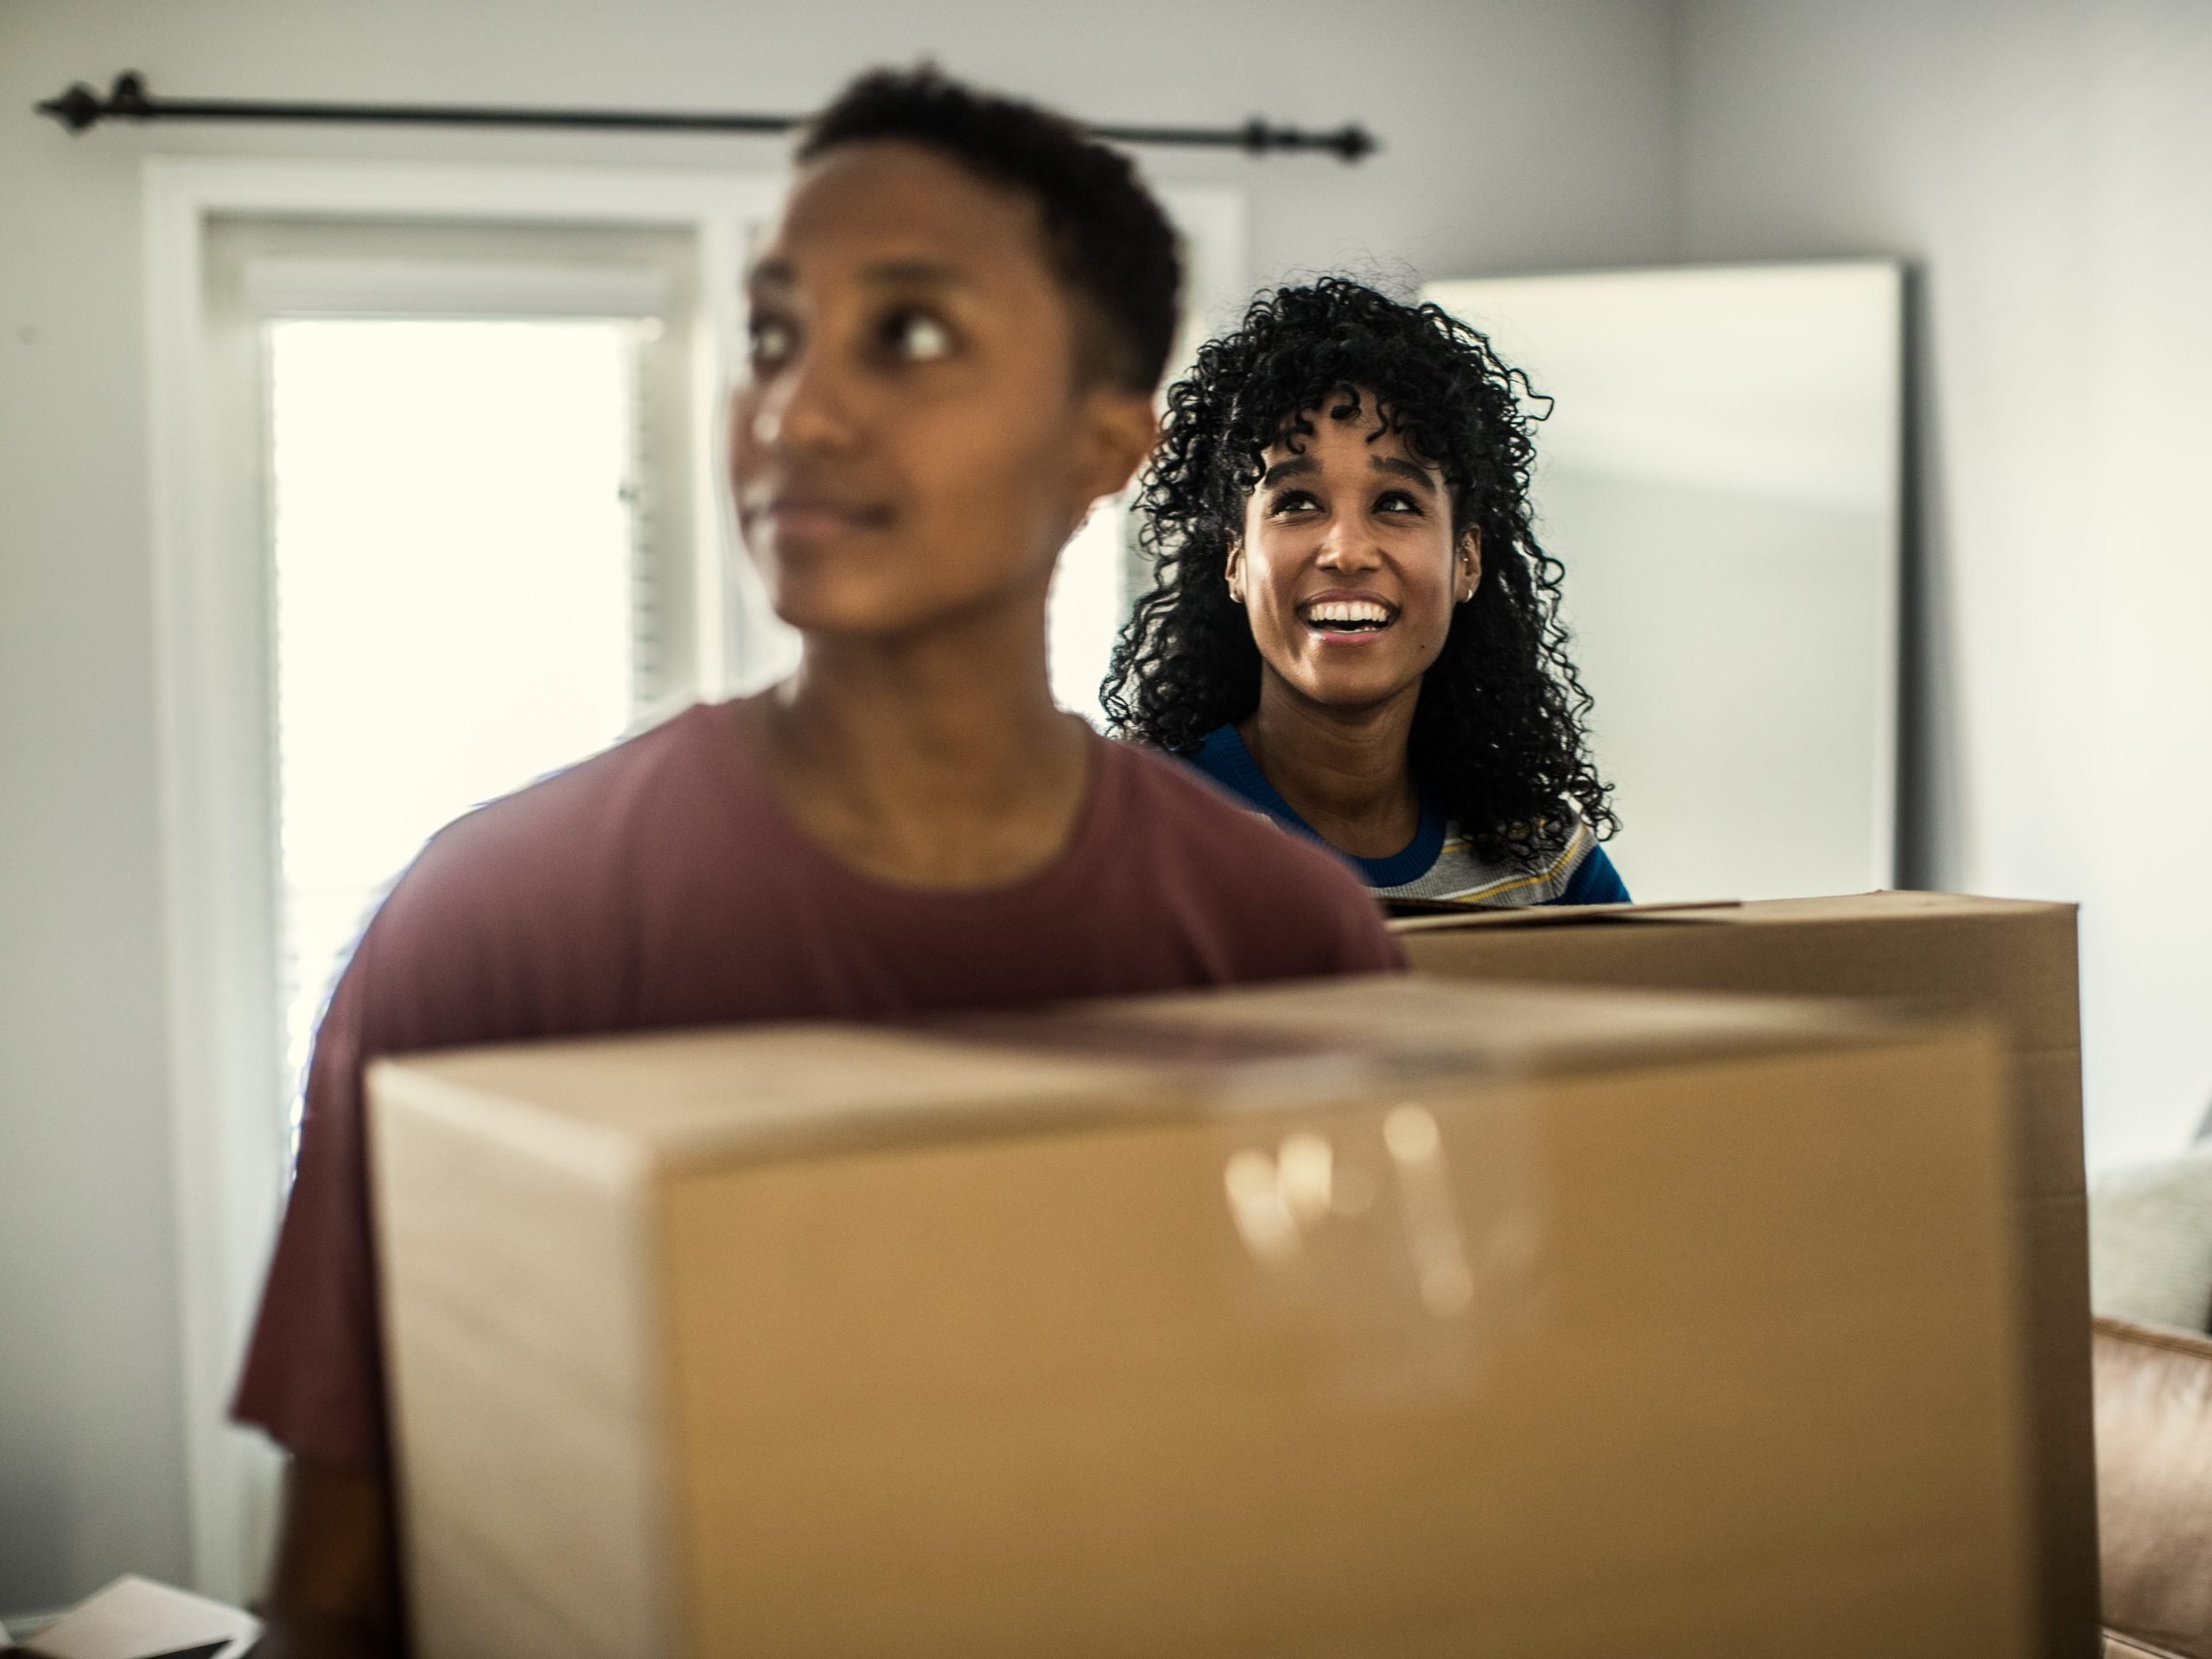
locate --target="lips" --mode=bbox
[1297,592,1398,635]
[742,493,893,543]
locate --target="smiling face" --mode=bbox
[731,140,1154,642]
[1227,391,1479,715]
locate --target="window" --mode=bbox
[1048,504,1128,726]
[257,294,1129,1112]
[154,174,769,1604]
[212,216,715,1145]
[265,316,652,1117]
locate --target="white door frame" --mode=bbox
[143,157,778,1601]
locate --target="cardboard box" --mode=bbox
[2,1577,259,1659]
[370,975,2037,1659]
[1394,890,2094,1658]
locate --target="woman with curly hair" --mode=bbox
[1102,277,1625,908]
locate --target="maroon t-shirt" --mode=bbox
[232,702,1401,1471]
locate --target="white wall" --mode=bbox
[1676,0,2212,1173]
[0,0,1682,1613]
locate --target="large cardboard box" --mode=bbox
[370,975,2037,1659]
[1395,891,2094,1657]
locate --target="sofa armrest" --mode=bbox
[2108,1634,2192,1659]
[2095,1315,2212,1658]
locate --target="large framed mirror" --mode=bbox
[1427,263,1903,903]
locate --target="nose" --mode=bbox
[745,345,857,457]
[1313,515,1382,575]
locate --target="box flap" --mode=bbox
[1388,899,1742,933]
[1062,970,1882,1065]
[1389,889,2076,937]
[372,1021,1168,1171]
[15,1579,257,1659]
[372,974,1930,1173]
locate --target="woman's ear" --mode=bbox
[1457,528,1484,603]
[1224,537,1246,606]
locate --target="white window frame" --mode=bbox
[145,159,774,1601]
[143,156,1244,1601]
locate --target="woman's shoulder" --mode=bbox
[1173,722,1265,798]
[1380,801,1626,909]
[1555,839,1629,905]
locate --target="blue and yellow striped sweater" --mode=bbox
[1183,723,1627,908]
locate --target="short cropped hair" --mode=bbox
[798,67,1182,395]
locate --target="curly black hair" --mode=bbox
[1100,276,1616,866]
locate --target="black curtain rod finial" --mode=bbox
[34,70,1376,162]
[35,80,103,133]
[1241,118,1376,162]
[37,71,148,131]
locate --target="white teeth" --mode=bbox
[1304,600,1393,626]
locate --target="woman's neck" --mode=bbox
[748,590,1091,890]
[1239,676,1422,861]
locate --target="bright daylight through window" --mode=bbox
[265,309,1135,1128]
[266,318,646,1119]
[1047,503,1124,726]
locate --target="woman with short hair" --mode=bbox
[1103,277,1625,909]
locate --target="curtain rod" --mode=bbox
[35,72,1377,162]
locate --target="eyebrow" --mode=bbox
[856,257,970,288]
[1257,452,1441,492]
[1370,453,1441,493]
[745,256,974,293]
